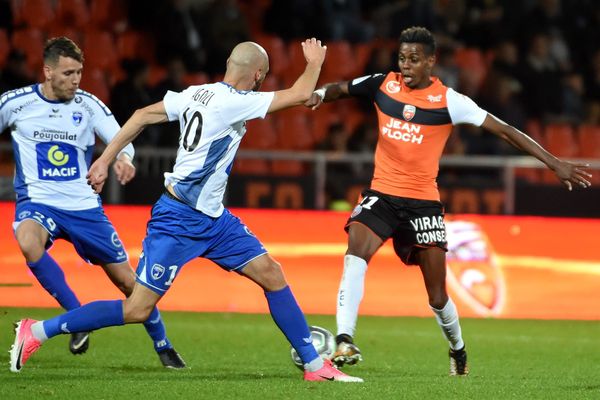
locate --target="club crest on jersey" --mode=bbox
[151,264,165,280]
[402,104,416,121]
[72,111,83,126]
[385,80,400,94]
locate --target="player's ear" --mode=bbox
[43,64,52,80]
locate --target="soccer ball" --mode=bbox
[290,325,336,369]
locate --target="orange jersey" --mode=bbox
[347,72,487,201]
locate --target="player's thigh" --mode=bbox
[14,219,49,251]
[13,203,62,260]
[136,228,202,296]
[14,204,62,242]
[345,189,396,260]
[204,209,268,273]
[392,199,447,266]
[101,261,136,296]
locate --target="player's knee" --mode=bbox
[259,260,286,291]
[428,292,448,310]
[16,233,45,263]
[122,300,153,323]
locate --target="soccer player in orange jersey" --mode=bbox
[305,26,592,375]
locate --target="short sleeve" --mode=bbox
[218,90,274,125]
[163,88,194,122]
[446,88,488,126]
[348,74,386,100]
[0,90,13,132]
[93,110,135,159]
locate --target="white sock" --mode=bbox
[336,255,368,338]
[304,357,324,372]
[431,298,464,351]
[31,321,48,343]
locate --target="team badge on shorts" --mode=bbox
[350,205,363,218]
[111,232,123,248]
[403,104,416,121]
[18,210,31,219]
[151,264,165,280]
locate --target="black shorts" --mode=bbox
[345,189,448,265]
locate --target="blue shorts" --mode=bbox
[136,194,267,295]
[13,201,128,266]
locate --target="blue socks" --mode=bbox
[41,300,172,353]
[143,307,172,352]
[27,252,81,310]
[265,286,319,364]
[42,300,125,338]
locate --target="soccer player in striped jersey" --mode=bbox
[10,38,363,382]
[2,37,184,368]
[306,26,592,375]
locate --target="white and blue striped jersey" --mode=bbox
[163,82,274,217]
[0,84,135,210]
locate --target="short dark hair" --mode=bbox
[399,27,436,56]
[43,37,84,65]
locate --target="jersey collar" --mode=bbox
[34,84,65,104]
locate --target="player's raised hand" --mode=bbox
[301,38,327,67]
[553,160,592,191]
[113,153,136,185]
[87,158,110,193]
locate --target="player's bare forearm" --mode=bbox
[269,38,326,113]
[305,82,350,110]
[290,62,323,102]
[322,82,351,102]
[482,113,591,189]
[269,63,323,113]
[482,114,560,169]
[100,102,168,164]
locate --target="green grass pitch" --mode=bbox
[1,308,599,399]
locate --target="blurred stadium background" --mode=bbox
[0,0,599,215]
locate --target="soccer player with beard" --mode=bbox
[305,26,592,375]
[2,37,185,368]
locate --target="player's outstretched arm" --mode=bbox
[267,38,327,113]
[87,101,168,193]
[482,113,592,190]
[304,81,351,110]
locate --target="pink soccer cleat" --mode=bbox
[303,359,364,382]
[9,319,42,373]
